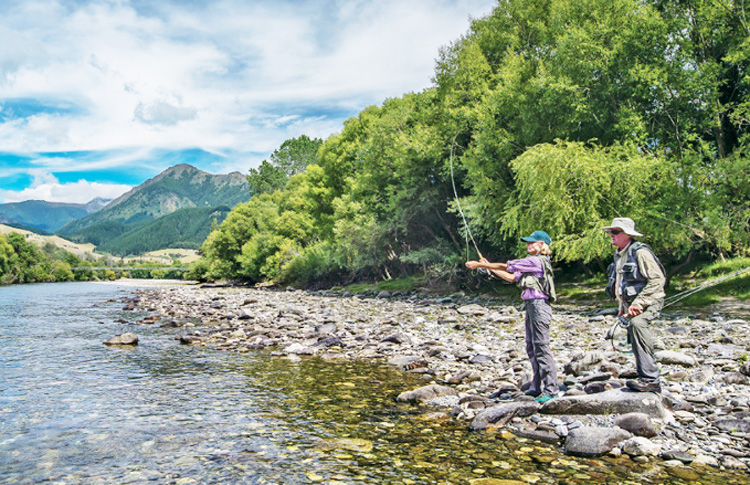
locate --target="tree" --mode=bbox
[247,135,323,194]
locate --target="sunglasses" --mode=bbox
[609,229,624,235]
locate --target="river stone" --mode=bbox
[714,419,750,434]
[284,342,315,355]
[381,332,409,344]
[179,335,204,345]
[614,412,656,437]
[621,436,661,456]
[655,351,697,366]
[666,466,701,481]
[720,455,748,469]
[563,351,607,376]
[316,322,338,335]
[469,354,494,365]
[457,304,487,316]
[396,384,458,404]
[705,343,743,358]
[539,389,671,420]
[686,367,714,384]
[579,372,612,384]
[446,371,472,384]
[721,371,749,384]
[692,454,719,467]
[487,313,517,323]
[470,401,541,431]
[467,479,526,485]
[512,428,561,445]
[388,356,424,370]
[741,362,750,377]
[103,333,138,346]
[314,336,344,348]
[661,450,694,464]
[563,427,632,457]
[314,438,373,453]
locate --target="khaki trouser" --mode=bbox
[524,299,558,395]
[627,298,663,382]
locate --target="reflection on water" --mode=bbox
[0,282,747,484]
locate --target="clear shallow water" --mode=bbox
[0,282,747,484]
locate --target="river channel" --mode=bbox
[0,281,747,484]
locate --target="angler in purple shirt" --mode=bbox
[465,230,559,403]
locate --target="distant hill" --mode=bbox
[0,223,98,259]
[97,206,232,256]
[58,164,250,255]
[0,198,110,233]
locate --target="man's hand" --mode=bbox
[465,260,481,269]
[627,304,643,317]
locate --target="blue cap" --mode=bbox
[521,230,551,245]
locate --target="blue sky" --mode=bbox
[0,0,496,204]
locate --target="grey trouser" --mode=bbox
[627,298,663,382]
[524,299,558,395]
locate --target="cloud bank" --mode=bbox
[0,0,496,203]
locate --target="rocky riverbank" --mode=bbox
[126,284,750,474]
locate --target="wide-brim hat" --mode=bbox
[521,230,552,245]
[602,217,643,237]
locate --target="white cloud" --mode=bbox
[0,0,496,199]
[0,174,131,204]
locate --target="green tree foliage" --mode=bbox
[0,233,16,278]
[198,0,750,286]
[247,135,323,194]
[502,141,667,262]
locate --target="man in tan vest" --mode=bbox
[603,218,666,393]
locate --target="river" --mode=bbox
[0,281,747,484]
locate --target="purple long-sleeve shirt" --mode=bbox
[506,256,548,300]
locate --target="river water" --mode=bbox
[0,281,747,484]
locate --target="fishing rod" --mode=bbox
[607,265,750,352]
[447,133,499,280]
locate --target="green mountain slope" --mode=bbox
[97,206,231,256]
[0,198,109,233]
[58,164,250,243]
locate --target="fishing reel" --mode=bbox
[606,315,633,353]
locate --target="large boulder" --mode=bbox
[470,401,541,431]
[396,385,458,404]
[541,389,671,420]
[103,333,138,346]
[563,427,632,457]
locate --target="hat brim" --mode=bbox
[521,237,551,244]
[602,225,643,237]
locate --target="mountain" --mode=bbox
[96,206,232,256]
[0,198,110,233]
[58,164,250,254]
